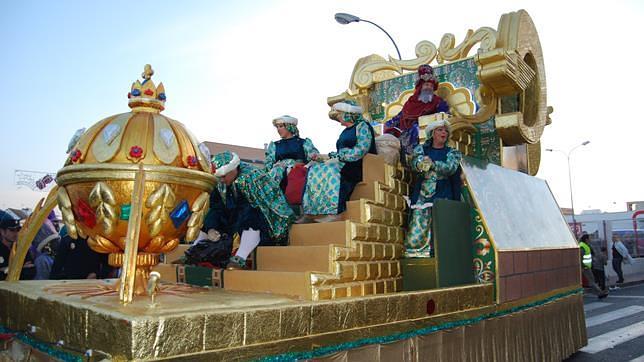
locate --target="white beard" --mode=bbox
[418,89,433,103]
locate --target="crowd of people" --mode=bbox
[0,210,113,281]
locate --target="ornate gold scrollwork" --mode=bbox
[145,184,176,237]
[350,40,439,91]
[492,9,548,146]
[57,186,78,239]
[437,27,497,64]
[185,192,210,242]
[89,182,118,236]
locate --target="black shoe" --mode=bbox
[598,291,609,299]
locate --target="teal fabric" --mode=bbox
[265,138,318,185]
[234,163,294,239]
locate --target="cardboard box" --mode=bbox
[177,265,224,288]
[161,244,191,264]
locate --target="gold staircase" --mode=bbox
[224,154,411,301]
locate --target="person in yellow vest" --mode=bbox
[579,234,608,299]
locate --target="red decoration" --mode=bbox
[0,333,15,341]
[129,146,143,158]
[426,299,436,315]
[127,92,131,99]
[75,199,97,228]
[211,163,216,173]
[144,89,154,96]
[187,155,198,167]
[71,149,82,163]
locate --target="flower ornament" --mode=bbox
[71,149,82,163]
[187,155,198,167]
[129,146,144,159]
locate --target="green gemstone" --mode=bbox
[120,204,131,220]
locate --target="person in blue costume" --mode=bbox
[384,65,450,155]
[302,101,377,222]
[405,116,462,258]
[264,115,319,199]
[203,151,295,269]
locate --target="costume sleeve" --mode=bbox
[264,141,276,171]
[433,149,462,177]
[337,122,372,162]
[303,138,319,162]
[384,112,402,130]
[437,100,450,113]
[410,144,429,173]
[202,188,227,233]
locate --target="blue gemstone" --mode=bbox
[158,93,166,101]
[131,89,141,96]
[170,200,191,228]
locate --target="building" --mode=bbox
[203,141,265,168]
[564,203,644,257]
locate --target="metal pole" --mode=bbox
[567,153,577,236]
[360,19,402,60]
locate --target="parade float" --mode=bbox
[1,9,585,361]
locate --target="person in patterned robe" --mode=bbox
[264,115,319,203]
[302,101,377,222]
[203,151,295,269]
[384,64,450,155]
[405,116,462,258]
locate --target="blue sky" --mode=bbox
[1,0,643,212]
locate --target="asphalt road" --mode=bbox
[566,282,644,362]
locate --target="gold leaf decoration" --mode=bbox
[185,192,209,242]
[56,186,78,239]
[89,182,118,236]
[88,235,121,254]
[145,184,176,237]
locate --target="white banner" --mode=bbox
[14,170,57,192]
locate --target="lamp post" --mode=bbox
[546,141,590,237]
[334,12,402,60]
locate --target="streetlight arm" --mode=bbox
[360,19,402,60]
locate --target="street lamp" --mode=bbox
[546,140,590,236]
[334,12,402,60]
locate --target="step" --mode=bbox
[351,181,407,211]
[344,200,406,227]
[256,245,334,273]
[361,154,387,184]
[312,277,403,300]
[223,270,312,300]
[289,221,349,246]
[290,220,405,246]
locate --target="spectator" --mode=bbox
[32,220,60,280]
[50,226,112,279]
[612,236,634,284]
[0,210,35,280]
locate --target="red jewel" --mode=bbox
[144,89,154,96]
[71,149,82,163]
[75,199,96,228]
[210,163,216,173]
[127,92,131,99]
[187,155,198,167]
[129,146,143,158]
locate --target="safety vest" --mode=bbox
[579,241,592,269]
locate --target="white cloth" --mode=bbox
[235,228,261,260]
[614,241,634,264]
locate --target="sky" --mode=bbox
[0,0,642,214]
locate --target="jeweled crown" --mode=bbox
[127,64,166,111]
